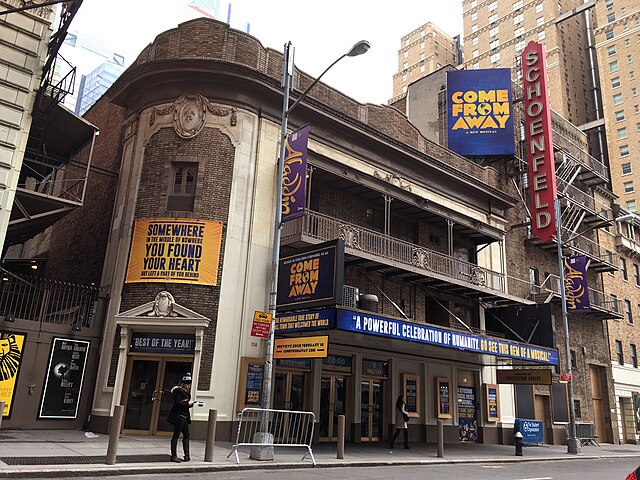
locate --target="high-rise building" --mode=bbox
[391,22,462,99]
[75,61,125,116]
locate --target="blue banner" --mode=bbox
[129,332,195,354]
[515,418,544,444]
[447,68,515,156]
[335,310,558,366]
[275,309,336,332]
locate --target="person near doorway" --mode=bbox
[167,372,194,463]
[390,395,410,450]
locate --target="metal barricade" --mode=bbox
[568,422,599,446]
[227,408,316,465]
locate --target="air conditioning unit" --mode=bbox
[342,285,359,308]
[359,294,379,313]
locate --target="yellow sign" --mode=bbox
[125,218,223,285]
[0,332,26,417]
[253,311,272,324]
[274,336,329,359]
[496,369,552,385]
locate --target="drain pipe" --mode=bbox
[585,10,607,166]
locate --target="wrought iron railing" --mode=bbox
[0,272,101,328]
[17,155,86,205]
[283,210,507,295]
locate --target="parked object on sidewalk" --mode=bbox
[390,395,410,450]
[84,431,99,438]
[105,405,124,465]
[167,372,195,463]
[514,431,524,456]
[227,407,316,465]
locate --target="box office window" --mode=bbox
[515,384,534,419]
[168,163,197,211]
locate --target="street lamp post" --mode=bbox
[251,40,369,460]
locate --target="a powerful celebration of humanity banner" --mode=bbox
[447,68,515,156]
[125,218,223,285]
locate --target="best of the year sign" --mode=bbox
[125,218,223,285]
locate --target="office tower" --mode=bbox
[76,61,125,116]
[392,22,462,99]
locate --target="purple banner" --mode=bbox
[564,255,590,313]
[282,124,308,223]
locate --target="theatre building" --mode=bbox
[5,19,603,444]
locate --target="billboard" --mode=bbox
[276,239,344,312]
[0,332,26,418]
[125,218,223,285]
[447,68,514,156]
[282,125,308,223]
[522,41,557,243]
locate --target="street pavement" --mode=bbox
[1,429,640,478]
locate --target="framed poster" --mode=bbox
[39,338,90,419]
[236,357,265,411]
[485,383,500,422]
[435,377,452,419]
[403,373,420,417]
[0,332,27,418]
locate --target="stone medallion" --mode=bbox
[173,93,207,138]
[152,291,176,317]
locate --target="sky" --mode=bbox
[69,0,463,105]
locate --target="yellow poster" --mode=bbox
[0,332,26,417]
[274,336,329,359]
[125,218,223,285]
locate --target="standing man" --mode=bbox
[167,373,194,462]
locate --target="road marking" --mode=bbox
[515,477,553,480]
[481,465,504,468]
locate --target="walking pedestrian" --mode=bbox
[390,395,410,450]
[167,372,194,463]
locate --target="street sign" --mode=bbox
[560,373,573,382]
[250,311,272,339]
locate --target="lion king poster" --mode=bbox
[0,332,26,418]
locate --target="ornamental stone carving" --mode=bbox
[373,170,412,192]
[339,224,361,250]
[149,291,177,317]
[173,92,208,138]
[412,247,432,270]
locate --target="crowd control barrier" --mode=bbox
[568,421,599,447]
[227,408,316,465]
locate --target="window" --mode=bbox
[472,37,478,46]
[403,62,408,69]
[618,127,627,138]
[606,30,614,40]
[473,63,479,70]
[629,55,634,64]
[570,350,577,369]
[634,88,639,97]
[625,181,634,193]
[420,65,425,73]
[620,145,630,156]
[421,41,425,49]
[616,110,626,121]
[634,263,640,286]
[473,49,479,58]
[574,400,582,419]
[608,45,617,56]
[627,39,631,47]
[402,85,407,94]
[622,258,629,280]
[489,25,499,37]
[490,52,501,63]
[488,1,497,12]
[420,53,425,60]
[614,93,623,105]
[608,12,616,23]
[471,12,478,21]
[627,200,637,211]
[537,16,544,26]
[538,31,546,41]
[472,24,478,33]
[605,0,613,8]
[632,71,636,80]
[536,3,543,13]
[616,340,624,365]
[513,0,523,10]
[514,13,524,24]
[489,13,498,23]
[632,344,638,368]
[471,0,477,7]
[490,39,500,49]
[610,60,619,72]
[515,26,525,36]
[168,163,197,211]
[622,162,632,174]
[402,74,406,82]
[404,51,408,58]
[515,39,526,52]
[626,299,633,323]
[638,122,640,133]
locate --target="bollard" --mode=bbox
[437,419,444,458]
[0,401,4,429]
[337,414,345,459]
[514,431,523,456]
[105,405,124,465]
[204,409,218,462]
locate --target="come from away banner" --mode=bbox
[282,124,308,223]
[447,68,514,156]
[564,255,590,313]
[125,218,223,285]
[335,310,558,365]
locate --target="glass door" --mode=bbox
[156,360,193,434]
[360,378,383,442]
[319,375,346,441]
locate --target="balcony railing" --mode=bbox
[0,273,101,329]
[283,210,508,295]
[616,233,640,257]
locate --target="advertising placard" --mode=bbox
[496,369,552,385]
[0,332,26,418]
[237,357,265,410]
[276,240,344,313]
[274,336,329,359]
[129,332,195,354]
[275,309,336,332]
[39,338,90,419]
[125,218,223,285]
[436,377,452,419]
[458,386,478,442]
[515,418,544,444]
[282,124,308,223]
[564,256,590,313]
[485,384,500,422]
[447,68,514,156]
[403,373,419,417]
[250,311,272,339]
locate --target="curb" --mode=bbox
[2,453,640,478]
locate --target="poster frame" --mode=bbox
[485,383,501,422]
[435,377,452,419]
[402,373,420,418]
[236,357,266,412]
[0,331,27,419]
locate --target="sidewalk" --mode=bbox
[1,429,640,478]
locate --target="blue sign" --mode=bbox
[447,68,515,156]
[515,418,544,444]
[275,309,336,332]
[335,310,558,366]
[129,332,195,354]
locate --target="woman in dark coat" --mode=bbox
[167,373,194,462]
[390,395,410,450]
